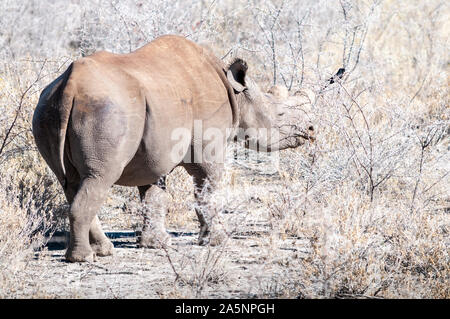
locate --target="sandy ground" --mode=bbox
[22,225,309,298]
[15,151,311,298]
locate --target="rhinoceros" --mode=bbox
[32,35,315,262]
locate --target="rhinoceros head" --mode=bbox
[226,58,315,152]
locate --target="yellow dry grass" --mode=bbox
[0,0,448,298]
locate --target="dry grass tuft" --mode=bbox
[0,0,448,298]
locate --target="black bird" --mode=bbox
[328,68,345,84]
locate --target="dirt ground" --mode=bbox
[9,149,310,298]
[7,144,448,299]
[23,224,309,298]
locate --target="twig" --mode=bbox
[161,245,181,283]
[0,60,47,157]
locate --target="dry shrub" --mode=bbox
[269,182,449,298]
[161,244,234,298]
[0,60,68,297]
[0,156,65,297]
[0,0,448,298]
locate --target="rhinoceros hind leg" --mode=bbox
[89,216,115,256]
[65,177,112,262]
[64,180,114,258]
[137,183,171,249]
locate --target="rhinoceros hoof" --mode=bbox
[91,239,115,257]
[198,229,227,246]
[65,248,97,263]
[138,231,171,249]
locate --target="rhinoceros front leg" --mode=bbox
[137,182,171,249]
[182,163,227,246]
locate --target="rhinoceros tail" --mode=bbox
[57,63,75,188]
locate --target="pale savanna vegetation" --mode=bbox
[0,0,448,298]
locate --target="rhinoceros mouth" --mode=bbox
[289,124,315,143]
[295,132,315,143]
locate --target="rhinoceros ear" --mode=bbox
[226,58,248,93]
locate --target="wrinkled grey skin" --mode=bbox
[32,35,315,262]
